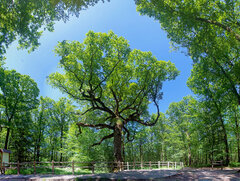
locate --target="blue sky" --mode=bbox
[5,0,193,113]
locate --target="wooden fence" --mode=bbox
[1,161,184,175]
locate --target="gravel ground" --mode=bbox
[161,169,240,181]
[0,168,239,181]
[0,170,178,181]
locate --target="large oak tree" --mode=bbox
[48,31,179,169]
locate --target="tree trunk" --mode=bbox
[36,134,41,162]
[188,151,192,166]
[4,128,10,149]
[122,134,125,161]
[205,152,208,165]
[113,121,123,171]
[235,111,240,162]
[36,144,40,162]
[60,126,63,162]
[186,132,191,166]
[220,116,229,165]
[139,140,143,163]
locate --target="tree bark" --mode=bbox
[4,128,10,149]
[113,121,123,171]
[36,143,40,162]
[220,116,230,165]
[234,110,240,162]
[60,126,63,162]
[122,135,125,161]
[186,132,192,166]
[139,140,143,163]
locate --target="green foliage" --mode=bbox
[229,162,240,167]
[136,0,240,104]
[0,69,39,113]
[5,167,94,175]
[48,30,178,163]
[0,0,109,61]
[0,0,239,169]
[0,68,39,149]
[135,0,240,166]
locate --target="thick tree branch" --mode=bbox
[120,73,150,114]
[110,88,120,115]
[77,122,114,130]
[88,47,97,91]
[92,50,124,92]
[56,80,90,101]
[94,97,116,116]
[81,107,96,116]
[91,133,114,147]
[81,90,115,116]
[61,57,84,85]
[149,0,240,42]
[123,126,134,142]
[196,17,240,42]
[131,99,160,126]
[210,54,240,105]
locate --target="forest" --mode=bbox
[0,0,240,171]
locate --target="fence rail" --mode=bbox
[0,161,184,175]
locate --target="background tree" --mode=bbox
[135,0,240,105]
[0,0,109,61]
[32,97,51,162]
[188,63,233,165]
[48,97,76,162]
[48,30,179,169]
[0,69,39,149]
[135,0,240,165]
[10,111,34,162]
[166,96,197,166]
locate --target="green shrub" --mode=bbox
[229,162,240,167]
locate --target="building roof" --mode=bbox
[0,149,11,154]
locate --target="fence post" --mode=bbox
[2,162,5,174]
[167,162,169,169]
[118,161,121,171]
[158,161,160,169]
[34,161,36,174]
[17,161,20,175]
[149,161,151,170]
[133,161,135,170]
[72,160,75,175]
[175,162,176,169]
[141,161,143,170]
[121,162,124,171]
[127,162,129,170]
[52,160,54,175]
[92,162,95,174]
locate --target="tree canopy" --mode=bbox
[0,68,39,149]
[136,0,240,105]
[0,0,109,61]
[0,0,240,173]
[48,30,179,168]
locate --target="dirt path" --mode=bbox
[0,170,178,180]
[0,168,239,180]
[161,168,240,181]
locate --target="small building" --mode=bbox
[0,149,11,173]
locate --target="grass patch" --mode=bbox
[5,167,102,175]
[229,162,240,167]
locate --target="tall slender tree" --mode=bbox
[0,69,39,149]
